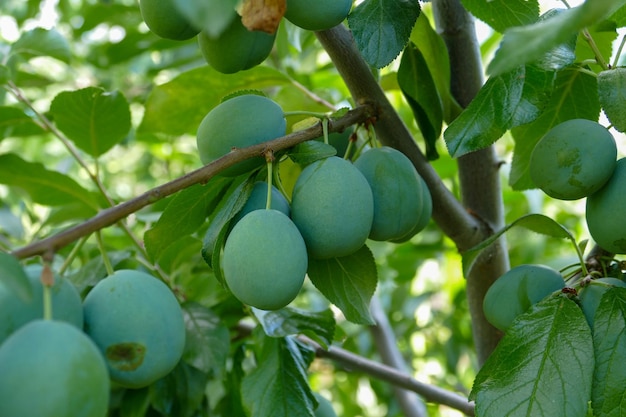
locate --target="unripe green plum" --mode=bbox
[0,264,83,344]
[0,320,109,417]
[223,209,307,310]
[291,156,374,259]
[390,175,432,243]
[83,270,186,389]
[578,277,626,327]
[285,0,352,31]
[354,147,428,241]
[529,119,617,200]
[196,95,286,176]
[314,393,338,417]
[139,0,199,40]
[231,181,290,226]
[586,158,626,254]
[483,264,565,331]
[198,16,276,74]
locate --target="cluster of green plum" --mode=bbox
[196,94,432,311]
[483,264,626,332]
[139,0,352,74]
[529,118,626,254]
[0,256,185,417]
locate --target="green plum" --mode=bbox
[354,147,428,241]
[139,0,199,40]
[0,320,109,417]
[231,181,290,226]
[196,94,286,176]
[390,175,432,243]
[198,16,276,74]
[223,209,307,310]
[0,264,83,344]
[291,156,374,259]
[314,393,338,417]
[586,158,626,254]
[483,264,565,331]
[529,119,616,200]
[285,0,352,31]
[83,270,186,389]
[578,277,626,327]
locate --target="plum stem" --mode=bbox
[265,150,275,210]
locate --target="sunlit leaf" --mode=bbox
[509,68,599,190]
[138,66,290,137]
[242,335,316,417]
[348,0,421,68]
[10,28,71,63]
[460,0,538,33]
[288,141,337,166]
[0,153,99,211]
[253,307,335,348]
[49,87,131,157]
[0,106,45,140]
[307,245,377,324]
[598,68,626,132]
[591,287,626,417]
[487,1,626,76]
[470,295,594,417]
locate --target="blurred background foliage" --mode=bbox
[0,1,595,416]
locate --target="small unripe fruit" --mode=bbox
[231,181,290,226]
[291,156,374,259]
[139,0,199,40]
[0,320,109,417]
[314,393,338,417]
[223,209,307,310]
[354,147,428,241]
[198,16,276,74]
[529,119,616,200]
[196,95,286,176]
[83,270,186,389]
[285,0,352,31]
[586,158,626,254]
[483,264,565,331]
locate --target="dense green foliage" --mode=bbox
[83,270,186,389]
[0,0,626,416]
[0,320,109,417]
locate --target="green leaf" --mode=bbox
[509,68,599,190]
[144,179,230,262]
[150,361,208,417]
[242,335,316,417]
[138,66,290,137]
[10,28,71,63]
[598,68,626,132]
[201,175,255,272]
[444,65,554,158]
[0,153,99,211]
[0,252,32,302]
[119,388,150,417]
[49,87,131,157]
[398,42,443,160]
[470,295,594,417]
[462,214,575,276]
[307,245,377,325]
[182,302,230,377]
[460,0,539,33]
[591,287,626,417]
[253,307,336,348]
[0,65,11,85]
[288,141,337,166]
[409,14,461,123]
[0,106,45,139]
[487,1,626,76]
[172,0,238,38]
[348,0,421,69]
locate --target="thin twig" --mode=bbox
[11,105,375,259]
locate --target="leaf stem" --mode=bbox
[612,34,626,68]
[96,231,114,276]
[582,28,609,70]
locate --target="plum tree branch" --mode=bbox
[11,105,375,260]
[432,0,510,364]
